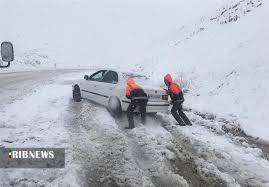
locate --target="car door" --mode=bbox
[81,70,107,102]
[97,71,119,106]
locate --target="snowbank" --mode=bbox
[136,0,269,141]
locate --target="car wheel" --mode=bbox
[73,84,81,102]
[108,96,122,117]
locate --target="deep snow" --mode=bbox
[1,71,269,186]
[134,0,269,142]
[2,0,268,142]
[0,0,269,186]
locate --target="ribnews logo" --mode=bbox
[8,150,55,159]
[0,148,65,168]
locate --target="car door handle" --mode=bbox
[93,85,97,87]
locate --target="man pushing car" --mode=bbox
[164,73,192,126]
[125,78,148,129]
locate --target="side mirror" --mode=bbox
[84,75,89,80]
[1,42,14,68]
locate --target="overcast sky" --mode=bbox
[0,0,228,66]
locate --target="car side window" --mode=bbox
[102,71,118,84]
[89,70,107,81]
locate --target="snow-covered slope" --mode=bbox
[0,49,55,72]
[0,0,267,140]
[0,49,86,73]
[136,0,269,141]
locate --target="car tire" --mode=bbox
[73,84,82,102]
[108,96,122,117]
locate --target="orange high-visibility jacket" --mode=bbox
[164,73,183,102]
[126,78,143,97]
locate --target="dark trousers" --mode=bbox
[127,99,148,128]
[171,100,192,126]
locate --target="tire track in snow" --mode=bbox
[68,98,228,186]
[66,101,153,187]
[65,97,269,186]
[115,116,189,187]
[156,110,269,186]
[67,99,190,186]
[142,115,229,187]
[115,115,228,186]
[184,107,269,160]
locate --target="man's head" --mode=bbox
[164,73,173,86]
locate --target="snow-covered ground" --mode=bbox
[2,0,267,143]
[0,72,80,186]
[1,70,269,186]
[134,0,269,142]
[1,0,268,186]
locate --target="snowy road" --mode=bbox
[0,71,269,187]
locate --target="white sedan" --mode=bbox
[72,69,169,115]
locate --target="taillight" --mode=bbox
[162,95,168,100]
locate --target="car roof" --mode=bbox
[90,68,151,84]
[93,68,145,77]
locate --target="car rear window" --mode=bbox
[122,73,149,81]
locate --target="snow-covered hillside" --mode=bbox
[136,0,269,141]
[0,49,54,72]
[1,0,267,140]
[0,48,89,73]
[1,1,269,185]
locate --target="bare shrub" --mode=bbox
[174,72,191,93]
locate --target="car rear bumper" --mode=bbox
[121,100,169,114]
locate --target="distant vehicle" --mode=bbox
[72,69,169,116]
[0,42,14,68]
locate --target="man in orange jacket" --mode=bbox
[125,78,148,129]
[164,73,192,126]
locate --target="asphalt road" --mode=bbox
[0,69,84,106]
[0,70,83,87]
